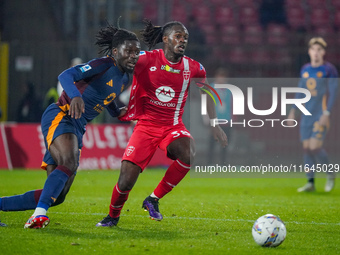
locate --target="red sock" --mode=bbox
[34,189,43,204]
[109,184,131,218]
[153,159,191,199]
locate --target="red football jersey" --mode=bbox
[120,49,206,126]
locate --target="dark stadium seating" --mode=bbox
[229,47,248,64]
[220,25,242,45]
[266,24,288,46]
[333,10,340,28]
[215,6,235,25]
[161,0,339,74]
[310,9,331,27]
[331,0,340,8]
[239,7,259,26]
[286,7,307,30]
[285,0,303,8]
[192,6,212,25]
[250,48,271,64]
[243,25,264,45]
[306,0,329,8]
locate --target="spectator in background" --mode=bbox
[16,81,42,122]
[206,68,232,165]
[43,86,59,110]
[259,0,287,28]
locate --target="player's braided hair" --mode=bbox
[95,22,139,55]
[140,19,185,50]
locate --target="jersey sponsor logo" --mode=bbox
[155,86,175,102]
[161,65,180,74]
[183,70,191,80]
[126,146,135,156]
[80,64,92,73]
[150,99,176,108]
[106,79,113,87]
[150,66,157,71]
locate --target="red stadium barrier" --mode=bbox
[0,124,11,168]
[0,123,172,170]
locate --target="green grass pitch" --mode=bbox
[0,169,339,255]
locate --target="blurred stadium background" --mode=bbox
[0,0,339,167]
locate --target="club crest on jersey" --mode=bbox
[183,70,191,80]
[155,86,175,102]
[161,65,180,74]
[126,146,135,156]
[199,63,205,71]
[80,64,92,73]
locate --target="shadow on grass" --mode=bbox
[42,225,179,241]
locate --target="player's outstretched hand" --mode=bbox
[118,106,128,118]
[319,114,330,127]
[212,125,228,148]
[69,96,85,119]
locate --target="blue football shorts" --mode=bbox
[40,104,84,170]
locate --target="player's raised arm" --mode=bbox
[58,67,85,119]
[319,65,339,126]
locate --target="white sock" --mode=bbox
[150,192,159,199]
[32,207,47,217]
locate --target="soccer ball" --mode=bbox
[252,214,286,247]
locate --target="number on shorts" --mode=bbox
[171,130,190,138]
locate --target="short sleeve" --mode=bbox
[134,51,150,76]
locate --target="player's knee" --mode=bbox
[303,148,312,156]
[178,149,194,165]
[310,148,321,156]
[117,179,134,191]
[117,161,140,191]
[58,158,78,173]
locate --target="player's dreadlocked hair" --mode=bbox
[140,19,185,50]
[95,22,139,55]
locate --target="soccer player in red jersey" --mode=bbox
[97,20,228,227]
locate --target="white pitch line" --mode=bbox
[50,211,340,226]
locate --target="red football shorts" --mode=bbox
[122,120,192,170]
